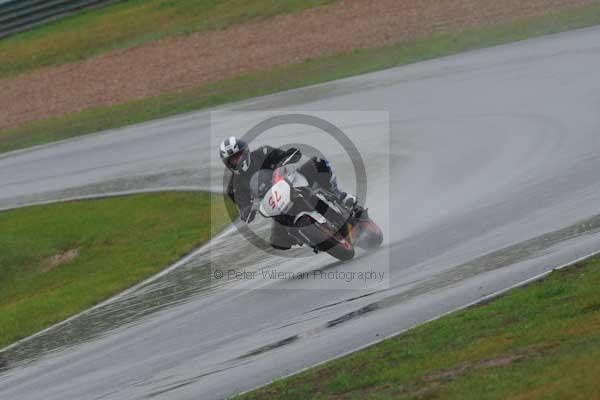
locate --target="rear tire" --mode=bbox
[318,234,355,261]
[295,216,355,261]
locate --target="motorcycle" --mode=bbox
[249,166,383,261]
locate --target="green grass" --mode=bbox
[0,191,234,349]
[2,2,600,155]
[0,0,335,79]
[235,256,600,400]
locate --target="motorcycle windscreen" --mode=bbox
[259,180,292,217]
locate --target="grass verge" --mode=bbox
[2,3,600,155]
[0,191,233,349]
[236,256,600,400]
[0,0,335,79]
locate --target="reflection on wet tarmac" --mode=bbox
[3,209,600,376]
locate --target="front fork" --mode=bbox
[339,206,368,244]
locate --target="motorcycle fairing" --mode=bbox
[259,179,292,217]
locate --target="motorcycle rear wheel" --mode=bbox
[295,216,355,261]
[318,234,355,261]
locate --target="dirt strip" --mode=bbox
[0,0,593,130]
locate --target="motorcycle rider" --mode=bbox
[219,136,357,250]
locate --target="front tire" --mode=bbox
[355,219,383,250]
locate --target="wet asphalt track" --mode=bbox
[2,27,600,399]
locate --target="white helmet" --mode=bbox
[219,136,250,174]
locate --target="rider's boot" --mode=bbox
[330,177,357,208]
[317,158,357,207]
[300,156,358,208]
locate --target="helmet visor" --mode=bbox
[226,151,245,170]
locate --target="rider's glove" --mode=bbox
[240,205,256,223]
